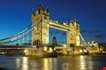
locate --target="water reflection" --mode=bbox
[15,56,95,70]
[43,58,51,70]
[43,58,57,70]
[16,58,21,68]
[22,57,28,70]
[16,57,29,70]
[62,62,69,70]
[0,55,106,70]
[80,56,86,70]
[79,55,94,70]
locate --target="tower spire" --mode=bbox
[36,2,44,15]
[39,0,42,4]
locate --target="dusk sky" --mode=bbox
[0,0,106,43]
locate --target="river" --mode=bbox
[0,55,106,70]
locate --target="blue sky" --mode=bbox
[49,28,66,44]
[0,0,106,43]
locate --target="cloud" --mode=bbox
[81,30,101,34]
[81,30,106,39]
[94,33,106,39]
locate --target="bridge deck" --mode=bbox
[49,21,69,31]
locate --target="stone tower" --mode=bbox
[67,19,80,47]
[32,4,49,46]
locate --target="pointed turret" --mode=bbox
[44,7,49,19]
[36,3,44,15]
[32,3,49,19]
[32,10,36,16]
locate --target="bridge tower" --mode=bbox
[32,4,49,46]
[67,19,80,47]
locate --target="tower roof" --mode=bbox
[37,3,44,11]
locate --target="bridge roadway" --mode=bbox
[0,46,41,56]
[49,20,70,31]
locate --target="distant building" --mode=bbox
[88,41,99,47]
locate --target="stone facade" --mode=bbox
[32,4,49,46]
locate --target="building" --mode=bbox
[32,4,80,47]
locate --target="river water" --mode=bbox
[0,55,106,70]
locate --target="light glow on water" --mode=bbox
[43,58,57,70]
[43,58,54,70]
[80,56,86,70]
[16,58,21,68]
[43,58,49,70]
[22,57,28,70]
[79,56,94,70]
[0,55,106,70]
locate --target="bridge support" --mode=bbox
[32,4,49,46]
[67,19,80,47]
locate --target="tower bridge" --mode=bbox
[0,3,81,48]
[0,3,101,56]
[32,4,80,47]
